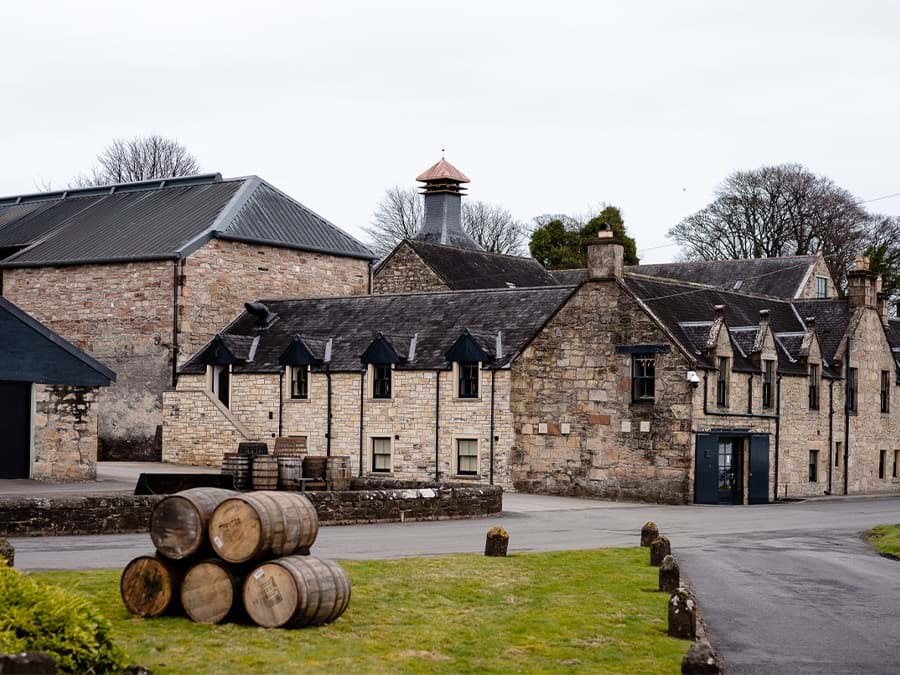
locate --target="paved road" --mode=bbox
[10,493,900,673]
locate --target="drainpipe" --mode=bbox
[434,370,441,483]
[844,347,851,495]
[367,260,374,295]
[774,375,782,502]
[171,259,181,387]
[326,364,332,457]
[827,379,834,494]
[358,370,365,477]
[278,369,284,437]
[746,373,753,414]
[489,369,496,486]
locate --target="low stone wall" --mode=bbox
[0,484,503,537]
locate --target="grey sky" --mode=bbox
[3,1,899,263]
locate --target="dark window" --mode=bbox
[290,366,308,400]
[894,450,899,479]
[212,365,230,408]
[632,357,656,402]
[879,450,887,479]
[716,357,729,407]
[373,365,392,399]
[762,360,774,409]
[808,364,819,410]
[816,276,829,299]
[809,450,819,483]
[848,368,857,413]
[458,362,479,398]
[372,437,391,472]
[881,371,890,413]
[834,442,842,467]
[457,438,478,475]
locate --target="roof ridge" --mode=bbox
[0,173,226,206]
[407,239,544,262]
[256,284,576,304]
[624,272,797,303]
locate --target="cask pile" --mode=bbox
[121,487,350,629]
[220,441,350,493]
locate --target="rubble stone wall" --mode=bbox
[32,385,99,481]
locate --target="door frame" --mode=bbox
[695,431,770,505]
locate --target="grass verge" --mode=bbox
[867,524,900,559]
[34,548,685,674]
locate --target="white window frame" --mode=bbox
[453,435,480,477]
[815,276,829,299]
[286,365,310,401]
[367,363,394,401]
[370,435,394,474]
[452,361,482,400]
[208,364,231,408]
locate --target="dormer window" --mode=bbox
[716,357,729,407]
[210,365,230,407]
[373,365,392,399]
[816,276,829,299]
[290,366,309,400]
[762,360,775,409]
[458,362,479,398]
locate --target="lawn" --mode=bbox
[34,548,686,674]
[867,524,900,559]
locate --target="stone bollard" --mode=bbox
[484,526,509,557]
[681,639,721,674]
[667,588,697,640]
[0,652,57,674]
[659,554,680,592]
[650,536,671,566]
[0,538,14,568]
[640,521,659,547]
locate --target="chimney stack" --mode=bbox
[847,255,877,309]
[586,223,624,279]
[412,157,481,250]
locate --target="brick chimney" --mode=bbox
[587,223,624,279]
[847,255,877,309]
[413,157,481,250]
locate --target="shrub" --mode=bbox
[0,560,129,673]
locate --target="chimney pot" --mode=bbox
[805,316,815,327]
[758,309,770,319]
[714,305,725,315]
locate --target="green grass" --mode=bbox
[868,524,900,559]
[34,548,685,674]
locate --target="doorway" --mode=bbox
[0,381,31,479]
[696,433,769,505]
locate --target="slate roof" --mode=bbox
[180,285,576,374]
[397,240,560,290]
[792,299,850,363]
[0,174,374,267]
[0,296,115,386]
[550,269,587,285]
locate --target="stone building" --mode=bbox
[0,296,114,480]
[0,174,374,460]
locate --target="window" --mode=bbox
[456,438,478,476]
[458,362,479,398]
[834,442,842,467]
[894,450,899,479]
[716,357,729,407]
[816,276,829,299]
[290,366,308,400]
[848,368,858,413]
[632,356,656,402]
[762,360,774,409]
[881,371,890,413]
[879,450,887,479]
[211,365,230,408]
[372,437,392,473]
[808,364,819,410]
[372,365,392,399]
[808,450,819,483]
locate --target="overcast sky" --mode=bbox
[3,1,899,263]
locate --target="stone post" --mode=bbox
[650,536,671,566]
[668,589,697,640]
[484,526,509,557]
[659,554,679,592]
[0,538,14,567]
[640,521,659,547]
[0,652,57,674]
[681,640,721,674]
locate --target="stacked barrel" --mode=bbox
[221,441,351,492]
[120,488,350,629]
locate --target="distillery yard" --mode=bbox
[34,548,686,674]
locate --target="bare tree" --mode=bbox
[71,135,201,187]
[669,164,869,289]
[365,186,527,257]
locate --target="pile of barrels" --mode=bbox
[120,487,351,629]
[221,442,351,492]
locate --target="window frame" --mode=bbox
[631,355,656,403]
[815,276,829,299]
[881,370,890,414]
[879,450,887,480]
[762,360,775,409]
[371,436,392,473]
[289,365,309,400]
[808,449,819,483]
[808,364,819,410]
[209,364,230,408]
[456,361,480,399]
[894,450,899,479]
[455,437,480,477]
[371,364,393,400]
[848,367,858,413]
[834,441,842,467]
[716,357,729,407]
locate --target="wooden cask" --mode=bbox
[325,456,351,490]
[252,456,279,490]
[151,487,238,559]
[277,456,304,490]
[209,492,319,563]
[181,559,244,624]
[303,456,327,481]
[121,556,182,617]
[238,442,269,457]
[243,555,351,628]
[274,436,307,454]
[222,453,251,491]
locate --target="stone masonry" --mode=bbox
[372,241,448,294]
[32,384,99,481]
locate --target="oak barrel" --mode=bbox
[120,556,182,617]
[252,455,280,490]
[208,491,319,563]
[151,487,238,559]
[238,442,269,457]
[222,453,251,491]
[277,456,304,490]
[274,436,307,454]
[303,456,327,480]
[325,456,351,490]
[243,555,351,628]
[181,559,244,624]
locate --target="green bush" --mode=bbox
[0,560,129,673]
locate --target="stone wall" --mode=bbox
[0,494,162,537]
[32,385,100,481]
[510,280,695,503]
[373,242,448,294]
[161,385,252,466]
[797,254,836,299]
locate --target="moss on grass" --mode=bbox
[34,548,685,674]
[868,524,900,559]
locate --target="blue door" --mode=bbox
[748,435,770,504]
[694,435,719,504]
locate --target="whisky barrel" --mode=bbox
[274,436,307,454]
[120,556,182,617]
[277,456,304,490]
[243,555,351,628]
[209,492,319,563]
[252,455,280,490]
[181,559,244,624]
[151,487,238,559]
[238,442,269,457]
[303,456,327,481]
[325,456,352,490]
[222,453,251,491]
